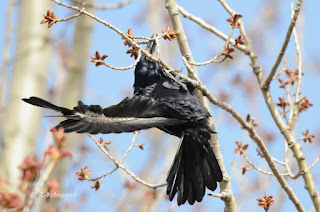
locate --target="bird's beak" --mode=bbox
[146,33,158,58]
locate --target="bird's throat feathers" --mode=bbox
[134,56,165,90]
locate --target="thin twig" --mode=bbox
[52,0,187,90]
[208,192,228,198]
[291,155,320,180]
[242,150,287,177]
[308,155,320,171]
[57,11,82,22]
[188,48,227,66]
[166,1,238,210]
[88,167,119,182]
[50,0,315,210]
[295,137,307,142]
[263,0,304,89]
[23,159,58,212]
[289,0,303,130]
[177,5,248,53]
[174,64,301,177]
[88,133,166,189]
[119,131,140,164]
[99,49,142,71]
[187,0,309,210]
[272,59,288,80]
[89,132,139,182]
[218,0,316,210]
[181,56,200,81]
[184,21,235,66]
[133,34,167,41]
[272,157,286,166]
[284,85,292,124]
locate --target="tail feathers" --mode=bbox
[166,130,222,205]
[22,96,185,134]
[22,97,74,115]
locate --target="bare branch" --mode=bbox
[88,133,166,189]
[88,131,139,182]
[284,85,293,124]
[272,157,286,166]
[173,65,303,210]
[23,159,58,211]
[242,151,274,176]
[188,54,226,66]
[177,5,248,53]
[52,0,188,90]
[208,191,229,199]
[49,0,318,210]
[308,155,320,172]
[241,150,295,178]
[263,0,304,89]
[170,1,307,209]
[272,59,289,80]
[177,5,238,66]
[165,0,237,210]
[181,56,200,81]
[289,0,303,130]
[217,0,317,210]
[290,155,320,180]
[51,1,166,68]
[119,131,140,164]
[56,12,82,22]
[95,49,142,71]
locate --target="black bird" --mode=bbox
[22,37,223,205]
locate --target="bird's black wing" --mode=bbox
[22,96,186,134]
[149,80,211,122]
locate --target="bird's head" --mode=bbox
[134,34,165,90]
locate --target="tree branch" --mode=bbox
[88,133,166,189]
[177,6,305,210]
[50,0,319,210]
[23,158,58,212]
[263,0,304,89]
[289,0,303,130]
[177,5,244,50]
[215,0,318,211]
[165,0,237,211]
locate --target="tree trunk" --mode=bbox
[42,0,95,209]
[0,0,52,193]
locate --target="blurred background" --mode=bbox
[0,0,319,211]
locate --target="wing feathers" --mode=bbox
[23,96,186,134]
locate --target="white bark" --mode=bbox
[0,0,52,192]
[42,0,95,208]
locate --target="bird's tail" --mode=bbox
[166,127,223,205]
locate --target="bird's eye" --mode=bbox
[149,64,155,69]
